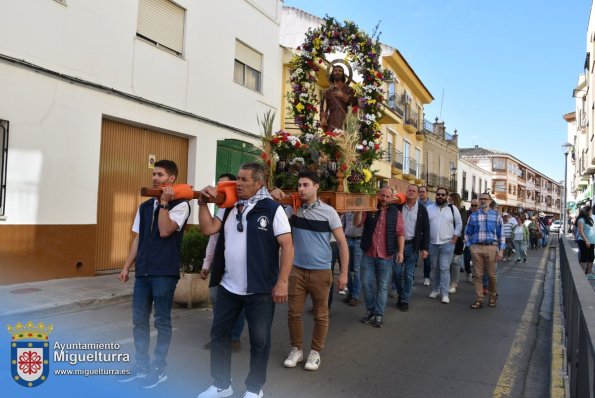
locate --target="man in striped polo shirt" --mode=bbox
[282,171,348,372]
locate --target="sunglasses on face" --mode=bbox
[471,204,478,207]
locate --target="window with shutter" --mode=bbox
[137,0,185,56]
[234,40,262,92]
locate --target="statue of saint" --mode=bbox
[320,65,355,132]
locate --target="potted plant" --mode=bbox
[174,225,210,308]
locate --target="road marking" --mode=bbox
[492,249,549,398]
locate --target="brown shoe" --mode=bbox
[348,297,358,306]
[231,340,241,352]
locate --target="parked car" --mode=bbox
[550,220,562,233]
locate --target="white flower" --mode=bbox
[356,144,364,151]
[362,140,368,145]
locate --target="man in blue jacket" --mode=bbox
[118,159,190,389]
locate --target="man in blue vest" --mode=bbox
[354,186,405,328]
[196,162,294,398]
[118,159,190,389]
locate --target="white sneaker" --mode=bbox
[428,291,439,299]
[197,385,233,398]
[448,286,456,294]
[242,391,263,398]
[466,274,473,283]
[338,288,348,295]
[442,296,450,304]
[304,350,321,371]
[423,278,431,286]
[283,347,303,368]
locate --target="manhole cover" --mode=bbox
[9,288,42,294]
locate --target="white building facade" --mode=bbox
[0,0,283,283]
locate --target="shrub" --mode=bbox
[180,226,210,273]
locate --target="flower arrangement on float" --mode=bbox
[261,17,391,209]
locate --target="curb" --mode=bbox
[550,238,569,397]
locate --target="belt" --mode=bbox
[346,236,361,240]
[405,239,415,245]
[475,242,496,246]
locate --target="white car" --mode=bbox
[550,220,562,233]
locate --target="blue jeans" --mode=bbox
[360,254,393,316]
[210,286,275,393]
[209,286,245,341]
[393,243,418,303]
[429,243,455,297]
[132,275,179,371]
[423,255,432,279]
[346,238,362,298]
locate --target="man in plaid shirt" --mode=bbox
[464,192,505,309]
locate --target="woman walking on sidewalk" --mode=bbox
[512,216,529,263]
[576,205,595,279]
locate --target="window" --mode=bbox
[0,120,8,217]
[492,157,506,171]
[234,40,262,92]
[403,140,411,174]
[415,148,421,178]
[137,0,185,56]
[494,180,506,192]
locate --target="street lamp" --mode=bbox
[562,142,573,234]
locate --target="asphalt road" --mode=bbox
[1,247,553,398]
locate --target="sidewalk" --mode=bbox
[0,272,133,319]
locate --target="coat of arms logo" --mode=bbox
[7,321,53,387]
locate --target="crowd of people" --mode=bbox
[116,160,555,397]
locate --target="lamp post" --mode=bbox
[562,143,573,234]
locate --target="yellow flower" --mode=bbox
[296,103,305,113]
[313,37,322,49]
[363,168,372,182]
[367,99,377,105]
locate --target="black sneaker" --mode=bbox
[396,298,402,308]
[360,311,374,324]
[399,302,409,312]
[141,368,167,389]
[523,258,527,263]
[372,315,383,328]
[117,367,148,383]
[516,259,521,263]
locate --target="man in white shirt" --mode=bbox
[426,187,462,304]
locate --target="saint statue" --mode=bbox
[320,64,355,132]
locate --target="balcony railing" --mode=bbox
[426,172,439,187]
[405,157,417,175]
[386,94,405,118]
[416,163,426,180]
[404,106,419,129]
[392,151,404,171]
[422,119,434,134]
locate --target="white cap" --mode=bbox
[502,212,509,216]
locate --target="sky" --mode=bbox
[283,0,591,182]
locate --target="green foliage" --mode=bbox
[180,226,210,273]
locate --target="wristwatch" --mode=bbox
[158,203,170,210]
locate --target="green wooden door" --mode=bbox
[215,139,261,179]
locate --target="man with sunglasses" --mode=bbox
[464,192,505,309]
[196,162,294,398]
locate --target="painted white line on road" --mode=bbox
[492,249,549,398]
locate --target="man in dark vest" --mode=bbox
[392,184,430,312]
[196,162,294,398]
[354,186,405,328]
[118,159,190,389]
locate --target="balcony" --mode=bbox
[386,94,405,118]
[402,157,417,180]
[415,163,426,183]
[427,172,439,187]
[404,105,419,134]
[391,151,404,177]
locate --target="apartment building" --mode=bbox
[419,120,459,195]
[460,147,562,218]
[457,157,492,208]
[0,0,283,283]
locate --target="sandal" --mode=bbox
[488,298,497,307]
[470,300,483,309]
